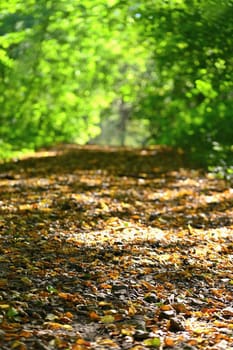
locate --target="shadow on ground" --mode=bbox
[0,145,232,349]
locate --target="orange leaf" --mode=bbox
[160,305,173,311]
[89,311,100,321]
[99,283,112,289]
[19,330,33,338]
[141,280,156,291]
[72,345,88,350]
[164,337,175,347]
[131,215,140,220]
[76,338,91,346]
[45,322,72,330]
[58,292,70,300]
[172,303,190,315]
[45,322,63,330]
[64,311,74,319]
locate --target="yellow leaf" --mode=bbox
[0,279,8,288]
[121,325,135,336]
[128,304,137,316]
[21,277,33,286]
[62,324,73,330]
[11,341,27,350]
[100,315,115,323]
[97,339,118,346]
[98,301,112,307]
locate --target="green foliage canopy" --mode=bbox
[131,0,233,149]
[0,0,232,160]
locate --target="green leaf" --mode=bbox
[143,337,161,348]
[100,315,115,323]
[7,307,18,318]
[47,285,58,293]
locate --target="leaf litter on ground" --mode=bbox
[0,145,232,349]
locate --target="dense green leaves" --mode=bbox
[132,0,233,150]
[0,0,232,162]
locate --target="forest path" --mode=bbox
[0,145,232,349]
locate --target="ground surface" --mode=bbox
[0,145,232,350]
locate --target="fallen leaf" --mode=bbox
[89,311,100,321]
[100,315,115,323]
[143,337,161,347]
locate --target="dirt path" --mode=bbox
[0,145,232,349]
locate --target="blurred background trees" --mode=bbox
[0,0,232,165]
